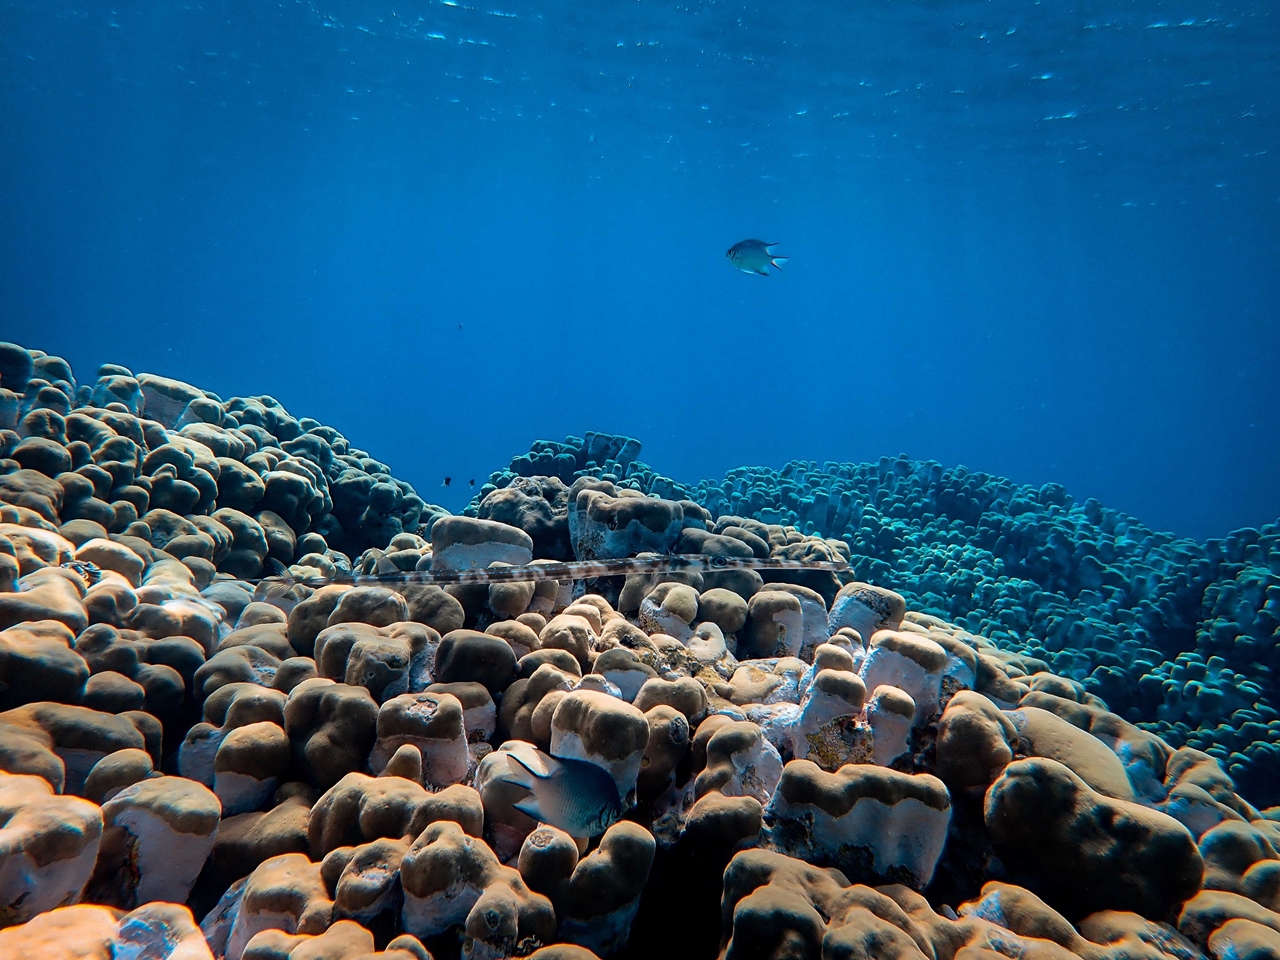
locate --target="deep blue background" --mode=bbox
[2,0,1277,539]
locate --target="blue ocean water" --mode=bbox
[1,0,1277,539]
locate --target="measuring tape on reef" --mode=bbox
[240,553,849,589]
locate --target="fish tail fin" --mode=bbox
[513,798,547,823]
[367,548,400,577]
[496,769,534,789]
[771,257,789,270]
[257,559,301,596]
[506,746,555,779]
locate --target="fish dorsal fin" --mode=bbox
[371,550,400,577]
[257,560,296,600]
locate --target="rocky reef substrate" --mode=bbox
[1,339,1279,960]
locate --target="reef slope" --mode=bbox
[1,339,1278,960]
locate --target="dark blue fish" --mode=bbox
[727,239,789,276]
[499,743,623,837]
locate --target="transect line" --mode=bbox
[243,554,849,589]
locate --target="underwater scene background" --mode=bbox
[2,2,1280,958]
[3,0,1278,536]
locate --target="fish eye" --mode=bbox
[711,555,728,567]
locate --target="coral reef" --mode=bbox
[2,339,1280,960]
[474,439,1280,805]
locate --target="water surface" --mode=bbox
[2,0,1276,536]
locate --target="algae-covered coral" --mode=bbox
[2,338,1280,960]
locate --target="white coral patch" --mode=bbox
[402,881,485,939]
[111,803,218,905]
[214,771,277,817]
[859,647,941,723]
[828,596,880,640]
[766,793,949,888]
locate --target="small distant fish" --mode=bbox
[468,478,476,487]
[443,477,452,487]
[727,239,789,276]
[499,743,623,837]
